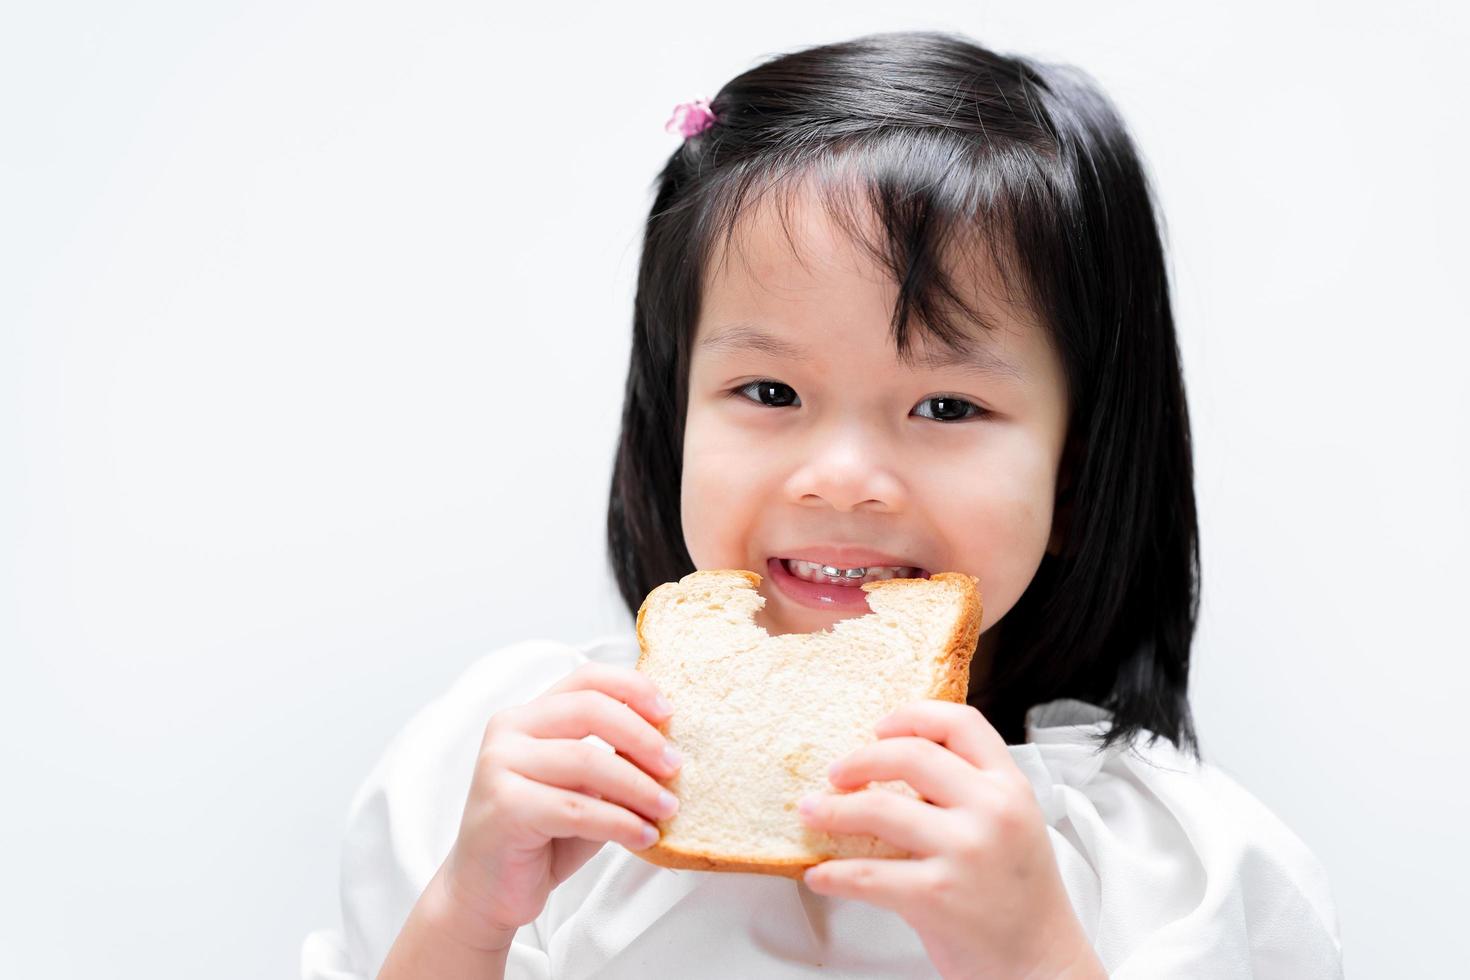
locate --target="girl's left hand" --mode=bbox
[797,700,1107,980]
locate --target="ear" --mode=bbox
[1046,433,1079,557]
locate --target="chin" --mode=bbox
[753,589,867,636]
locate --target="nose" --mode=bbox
[782,423,907,513]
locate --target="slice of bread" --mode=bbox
[630,568,981,878]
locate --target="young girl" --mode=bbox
[302,31,1343,979]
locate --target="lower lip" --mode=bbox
[766,557,886,611]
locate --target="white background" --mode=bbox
[3,2,1466,977]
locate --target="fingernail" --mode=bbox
[798,794,820,816]
[656,789,679,817]
[653,694,674,716]
[640,823,659,847]
[662,745,683,771]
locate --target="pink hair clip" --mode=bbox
[665,97,716,138]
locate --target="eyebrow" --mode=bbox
[697,322,1026,381]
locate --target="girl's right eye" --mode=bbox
[733,380,801,408]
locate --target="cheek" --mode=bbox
[679,410,771,569]
[948,443,1057,625]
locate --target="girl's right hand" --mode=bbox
[431,662,682,951]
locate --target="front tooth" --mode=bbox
[787,559,915,585]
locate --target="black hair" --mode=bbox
[606,30,1201,760]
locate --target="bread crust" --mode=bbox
[631,568,982,877]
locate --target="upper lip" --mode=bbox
[774,547,927,571]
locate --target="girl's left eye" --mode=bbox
[912,395,987,422]
[731,381,987,423]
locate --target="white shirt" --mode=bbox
[300,633,1344,979]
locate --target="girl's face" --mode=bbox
[681,185,1070,677]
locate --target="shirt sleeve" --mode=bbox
[300,638,597,980]
[1026,734,1344,979]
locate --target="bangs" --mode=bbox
[688,129,1061,366]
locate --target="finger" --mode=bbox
[873,700,1012,772]
[803,855,942,912]
[541,661,673,727]
[799,786,962,857]
[508,735,679,825]
[828,736,983,809]
[504,689,682,781]
[505,771,661,852]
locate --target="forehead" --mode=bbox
[703,179,891,296]
[696,176,1050,374]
